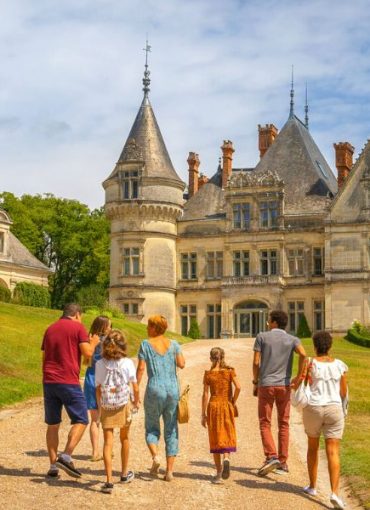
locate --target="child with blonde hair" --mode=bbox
[95,329,139,494]
[202,347,241,483]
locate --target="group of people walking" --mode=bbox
[41,304,348,509]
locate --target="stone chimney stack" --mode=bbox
[258,124,278,158]
[187,152,200,198]
[221,140,235,189]
[334,142,354,188]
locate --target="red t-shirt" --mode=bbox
[41,317,89,384]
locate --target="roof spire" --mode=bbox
[142,37,151,98]
[305,82,309,130]
[289,65,294,118]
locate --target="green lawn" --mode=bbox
[0,302,191,408]
[296,337,370,509]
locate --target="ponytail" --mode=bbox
[210,347,233,370]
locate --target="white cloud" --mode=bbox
[0,0,370,208]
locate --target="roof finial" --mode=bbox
[305,82,309,129]
[289,65,294,118]
[142,37,151,98]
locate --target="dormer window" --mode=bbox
[233,203,250,229]
[122,171,139,199]
[260,201,278,228]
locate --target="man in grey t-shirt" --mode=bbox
[252,310,306,476]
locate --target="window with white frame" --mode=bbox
[206,252,223,279]
[123,248,140,275]
[123,303,139,315]
[287,248,304,276]
[233,250,250,276]
[180,304,197,336]
[232,203,251,229]
[260,249,278,275]
[207,304,222,338]
[260,201,279,228]
[313,247,324,275]
[181,253,197,280]
[288,301,305,333]
[122,170,139,199]
[313,301,324,331]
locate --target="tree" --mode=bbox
[296,313,312,338]
[188,318,201,339]
[0,192,110,308]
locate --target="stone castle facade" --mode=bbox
[103,68,370,337]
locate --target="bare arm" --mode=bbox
[252,351,260,384]
[201,383,209,428]
[136,359,146,386]
[232,374,241,404]
[131,381,140,407]
[290,343,307,386]
[176,352,185,369]
[340,373,348,399]
[79,334,100,358]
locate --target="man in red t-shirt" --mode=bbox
[42,303,100,478]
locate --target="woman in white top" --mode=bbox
[301,331,348,510]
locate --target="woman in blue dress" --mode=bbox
[83,315,111,461]
[136,315,185,481]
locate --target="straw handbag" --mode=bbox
[177,384,190,424]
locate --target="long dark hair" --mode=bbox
[89,315,111,337]
[210,347,233,370]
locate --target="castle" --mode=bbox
[103,58,370,337]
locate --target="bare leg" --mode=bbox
[147,443,158,458]
[63,423,87,456]
[120,426,130,476]
[325,438,341,495]
[89,410,100,458]
[46,424,60,464]
[103,429,114,483]
[213,453,222,472]
[307,436,320,489]
[166,455,175,474]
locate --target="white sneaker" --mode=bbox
[330,493,346,509]
[303,485,317,496]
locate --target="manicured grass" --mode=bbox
[0,302,191,408]
[296,337,370,509]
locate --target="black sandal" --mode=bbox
[101,482,114,494]
[222,459,230,479]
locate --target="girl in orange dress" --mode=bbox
[202,347,241,483]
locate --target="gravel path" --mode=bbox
[0,338,362,509]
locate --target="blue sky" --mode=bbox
[1,0,370,209]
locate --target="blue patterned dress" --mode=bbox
[138,339,181,457]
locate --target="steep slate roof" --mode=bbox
[181,166,226,221]
[118,96,183,184]
[7,232,50,271]
[254,115,338,214]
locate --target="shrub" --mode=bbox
[85,303,125,320]
[346,328,370,348]
[296,313,311,338]
[0,286,11,303]
[187,318,201,339]
[77,284,108,310]
[12,282,50,308]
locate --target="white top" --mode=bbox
[95,357,137,387]
[308,358,348,406]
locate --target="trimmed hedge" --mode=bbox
[0,286,11,303]
[297,313,312,338]
[188,318,201,339]
[12,282,51,308]
[346,328,370,348]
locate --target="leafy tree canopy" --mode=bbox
[0,192,110,308]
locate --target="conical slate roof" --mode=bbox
[118,96,183,183]
[254,115,338,214]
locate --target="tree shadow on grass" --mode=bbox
[234,478,331,509]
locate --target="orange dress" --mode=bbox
[204,368,237,454]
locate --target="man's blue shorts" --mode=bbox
[43,383,88,425]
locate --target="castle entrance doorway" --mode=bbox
[233,300,268,337]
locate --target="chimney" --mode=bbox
[334,142,354,188]
[198,174,209,189]
[258,124,278,158]
[187,152,200,198]
[221,140,234,189]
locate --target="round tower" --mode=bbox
[102,45,185,330]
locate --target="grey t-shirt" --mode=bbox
[253,328,301,387]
